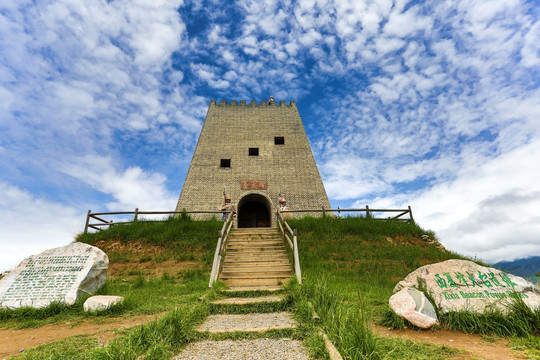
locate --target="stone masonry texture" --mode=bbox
[176,99,331,225]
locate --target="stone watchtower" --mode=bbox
[176,99,331,227]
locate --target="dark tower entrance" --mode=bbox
[237,194,271,228]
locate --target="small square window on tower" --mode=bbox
[220,159,231,168]
[274,136,285,145]
[249,148,259,156]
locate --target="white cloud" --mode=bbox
[374,37,406,55]
[521,22,540,67]
[0,182,83,272]
[383,6,431,38]
[405,139,540,263]
[60,156,177,211]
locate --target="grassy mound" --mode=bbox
[289,216,460,315]
[7,215,540,359]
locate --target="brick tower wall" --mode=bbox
[176,99,331,224]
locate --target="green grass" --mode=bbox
[78,216,223,264]
[2,217,220,329]
[0,272,208,329]
[12,335,101,360]
[13,304,208,360]
[376,337,464,360]
[288,216,461,316]
[208,296,294,314]
[291,278,379,359]
[441,295,540,337]
[510,336,540,359]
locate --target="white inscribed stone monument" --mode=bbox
[0,243,108,309]
[393,259,540,316]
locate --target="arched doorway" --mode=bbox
[237,193,272,228]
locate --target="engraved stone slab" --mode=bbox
[389,287,439,329]
[394,259,540,314]
[84,295,124,312]
[240,180,267,190]
[0,243,108,309]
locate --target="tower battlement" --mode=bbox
[210,99,296,107]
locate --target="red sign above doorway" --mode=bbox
[240,180,267,190]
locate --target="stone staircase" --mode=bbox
[219,227,293,289]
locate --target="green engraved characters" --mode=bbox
[435,271,516,289]
[500,273,517,287]
[488,272,504,287]
[435,273,447,288]
[443,272,458,288]
[455,272,469,287]
[478,272,493,288]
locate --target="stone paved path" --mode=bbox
[173,338,310,360]
[198,312,296,333]
[174,291,310,359]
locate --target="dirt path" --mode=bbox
[373,325,527,360]
[0,314,529,360]
[0,314,164,360]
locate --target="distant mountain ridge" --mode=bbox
[493,256,540,283]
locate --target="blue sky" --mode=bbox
[1,0,540,271]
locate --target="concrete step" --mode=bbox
[228,238,282,242]
[227,242,285,247]
[227,239,283,244]
[224,256,289,262]
[221,270,293,277]
[223,262,291,268]
[222,265,292,271]
[223,278,291,286]
[211,295,284,305]
[231,227,280,232]
[224,285,282,292]
[225,249,288,255]
[220,273,292,280]
[226,247,286,252]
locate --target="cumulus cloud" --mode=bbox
[409,139,540,263]
[0,182,83,272]
[2,0,540,267]
[60,156,177,211]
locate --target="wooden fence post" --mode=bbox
[134,208,139,222]
[84,210,91,234]
[408,205,414,223]
[322,207,325,216]
[366,205,370,218]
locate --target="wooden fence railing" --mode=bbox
[83,209,226,233]
[280,205,414,223]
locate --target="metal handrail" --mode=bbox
[277,210,302,284]
[208,211,234,287]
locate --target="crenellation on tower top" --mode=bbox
[212,99,295,107]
